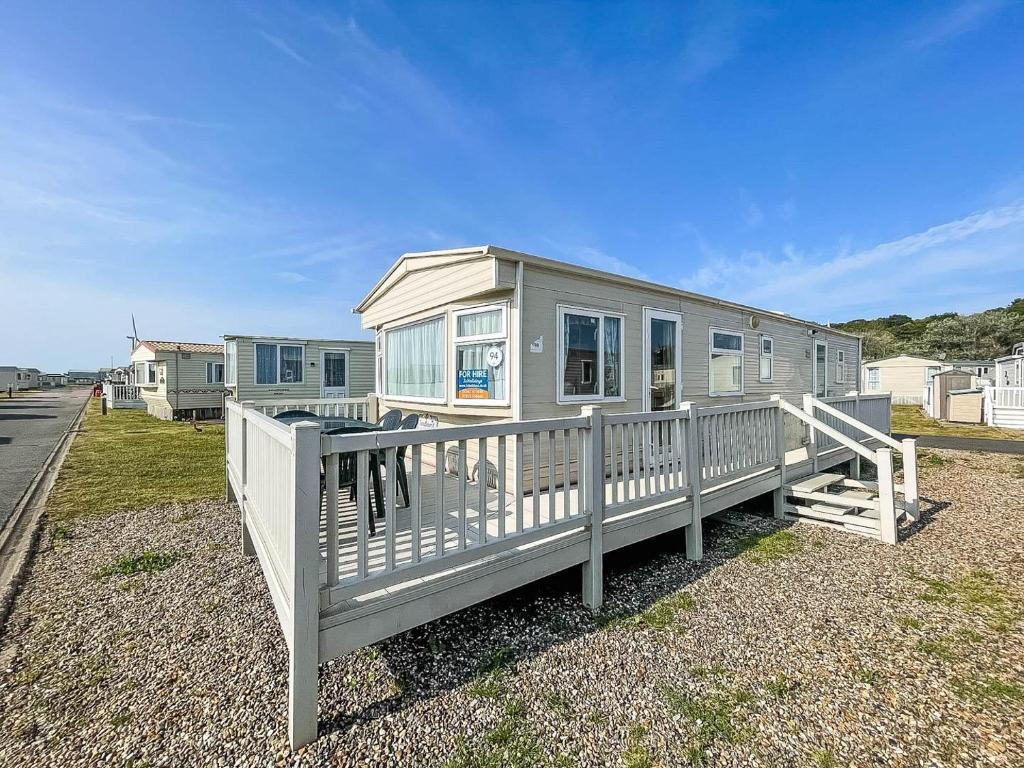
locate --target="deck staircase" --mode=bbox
[782,471,908,540]
[774,394,920,544]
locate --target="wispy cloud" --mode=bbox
[258,30,311,65]
[910,0,1009,48]
[276,270,311,283]
[679,203,1024,319]
[675,2,760,82]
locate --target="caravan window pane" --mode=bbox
[224,341,237,386]
[563,313,600,397]
[712,331,743,351]
[255,344,277,384]
[279,345,303,383]
[386,317,445,399]
[456,342,506,400]
[456,308,502,338]
[604,316,622,398]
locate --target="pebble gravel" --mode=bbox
[1,448,1022,767]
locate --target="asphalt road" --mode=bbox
[893,433,1024,455]
[0,387,90,529]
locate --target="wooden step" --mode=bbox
[782,513,881,540]
[836,489,875,501]
[785,472,845,494]
[785,502,882,530]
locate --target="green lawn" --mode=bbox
[891,405,1024,441]
[48,399,225,520]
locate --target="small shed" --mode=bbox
[931,369,973,421]
[948,389,984,423]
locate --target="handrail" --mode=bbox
[810,397,902,451]
[775,397,877,463]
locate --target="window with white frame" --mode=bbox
[385,316,445,400]
[224,341,237,386]
[135,361,157,385]
[867,367,880,390]
[709,328,744,395]
[758,335,774,382]
[836,350,846,383]
[558,307,623,402]
[149,363,158,384]
[254,342,304,385]
[924,366,941,383]
[453,304,508,403]
[207,361,225,384]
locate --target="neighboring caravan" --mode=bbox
[862,355,948,404]
[0,366,16,392]
[354,245,862,450]
[129,340,225,420]
[222,335,374,403]
[15,368,40,390]
[66,371,103,384]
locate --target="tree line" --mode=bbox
[834,298,1024,361]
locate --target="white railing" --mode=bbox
[101,382,144,408]
[226,393,882,749]
[248,396,373,422]
[814,393,891,450]
[984,386,1024,428]
[993,387,1024,408]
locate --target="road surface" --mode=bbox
[0,387,90,529]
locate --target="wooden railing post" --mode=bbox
[877,447,897,545]
[289,420,322,749]
[581,405,603,612]
[770,396,786,519]
[901,438,919,522]
[682,402,703,560]
[240,401,255,557]
[366,393,380,424]
[802,393,818,472]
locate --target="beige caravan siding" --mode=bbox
[861,356,946,404]
[164,353,225,410]
[360,257,503,328]
[518,263,861,422]
[230,337,375,402]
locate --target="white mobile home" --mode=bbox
[356,245,861,447]
[130,340,225,420]
[862,355,947,404]
[223,335,375,405]
[15,368,40,390]
[0,366,16,392]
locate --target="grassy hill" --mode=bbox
[834,298,1024,361]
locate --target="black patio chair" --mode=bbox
[272,409,319,421]
[325,424,382,537]
[376,409,403,431]
[394,413,420,507]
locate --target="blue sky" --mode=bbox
[2,1,1023,371]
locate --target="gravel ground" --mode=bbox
[1,448,1022,767]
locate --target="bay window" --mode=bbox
[453,304,507,403]
[254,343,304,385]
[709,328,744,396]
[385,316,445,400]
[558,307,624,402]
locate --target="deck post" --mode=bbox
[288,421,322,749]
[877,447,897,545]
[770,396,786,519]
[848,391,862,479]
[682,402,703,560]
[240,402,256,556]
[581,405,603,612]
[802,393,818,472]
[366,393,379,424]
[901,438,919,522]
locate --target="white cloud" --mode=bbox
[258,30,311,65]
[910,0,1009,48]
[679,203,1024,320]
[541,240,650,281]
[276,271,312,283]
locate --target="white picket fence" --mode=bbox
[983,386,1024,429]
[247,397,372,421]
[224,392,892,749]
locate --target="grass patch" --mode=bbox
[891,405,1024,441]
[856,667,880,685]
[622,725,655,768]
[445,699,573,768]
[661,682,751,758]
[917,451,949,468]
[50,524,73,544]
[952,675,1024,705]
[47,399,225,520]
[467,646,515,699]
[736,530,802,565]
[812,749,838,768]
[596,592,696,632]
[913,569,1020,631]
[97,550,183,578]
[897,616,924,630]
[917,637,958,662]
[544,692,573,716]
[765,673,794,698]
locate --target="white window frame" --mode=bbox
[867,367,880,390]
[758,334,774,383]
[224,340,237,387]
[556,305,626,405]
[374,331,384,394]
[206,361,225,384]
[451,303,510,407]
[384,314,447,404]
[924,366,941,384]
[836,349,846,384]
[813,341,828,397]
[253,342,305,386]
[708,327,745,397]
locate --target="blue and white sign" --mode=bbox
[456,369,490,399]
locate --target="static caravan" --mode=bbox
[130,340,225,420]
[15,368,40,390]
[66,371,102,385]
[0,366,16,392]
[862,355,947,405]
[355,246,862,460]
[223,335,374,404]
[40,373,67,388]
